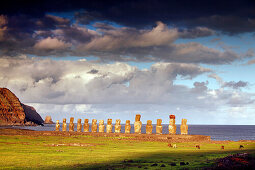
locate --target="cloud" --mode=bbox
[83,22,179,50]
[74,22,238,64]
[208,73,224,85]
[0,0,254,34]
[1,56,254,124]
[1,56,253,108]
[72,1,255,34]
[247,59,255,65]
[1,17,241,64]
[209,74,249,90]
[179,27,215,39]
[179,15,255,35]
[223,81,249,89]
[0,14,72,56]
[0,15,7,41]
[34,37,71,50]
[0,56,211,105]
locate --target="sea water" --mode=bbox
[5,124,255,141]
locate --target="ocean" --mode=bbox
[5,124,255,141]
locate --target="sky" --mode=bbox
[0,0,255,124]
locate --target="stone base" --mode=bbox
[0,128,211,143]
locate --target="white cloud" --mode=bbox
[1,56,254,124]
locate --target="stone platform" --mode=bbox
[0,128,210,143]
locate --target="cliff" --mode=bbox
[22,104,44,125]
[0,88,44,126]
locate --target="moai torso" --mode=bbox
[106,119,113,133]
[115,119,121,133]
[56,120,60,131]
[62,118,67,132]
[91,119,97,132]
[134,114,142,134]
[69,117,74,132]
[99,120,105,133]
[146,120,153,134]
[77,119,82,132]
[83,119,89,132]
[180,119,188,135]
[168,115,176,134]
[125,120,131,133]
[156,119,162,134]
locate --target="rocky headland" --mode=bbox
[0,88,44,126]
[44,116,54,124]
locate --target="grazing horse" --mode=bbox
[168,143,172,147]
[196,145,200,149]
[173,144,177,148]
[239,145,244,149]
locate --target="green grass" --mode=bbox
[0,134,254,169]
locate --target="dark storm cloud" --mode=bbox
[1,0,255,34]
[2,16,234,64]
[0,0,254,63]
[0,14,71,56]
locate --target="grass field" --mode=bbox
[0,134,255,169]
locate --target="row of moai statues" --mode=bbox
[56,114,188,135]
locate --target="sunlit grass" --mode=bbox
[0,135,254,169]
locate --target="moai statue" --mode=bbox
[168,115,176,135]
[99,120,105,133]
[180,119,188,135]
[69,117,74,132]
[156,119,163,135]
[55,120,60,131]
[146,120,153,134]
[115,119,121,133]
[83,119,89,132]
[91,119,97,132]
[62,118,67,132]
[134,114,142,134]
[106,119,113,133]
[77,119,82,132]
[125,120,131,133]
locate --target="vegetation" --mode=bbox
[0,134,254,169]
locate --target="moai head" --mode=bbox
[84,119,89,123]
[70,117,74,123]
[116,119,121,125]
[56,120,59,124]
[157,119,162,126]
[99,120,104,125]
[77,119,81,124]
[135,114,141,122]
[126,120,130,125]
[107,119,112,125]
[92,119,97,125]
[182,119,187,125]
[169,115,175,119]
[147,120,152,125]
[63,118,66,123]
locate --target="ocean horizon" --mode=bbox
[4,124,255,141]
